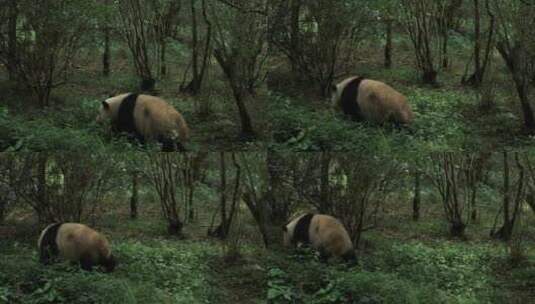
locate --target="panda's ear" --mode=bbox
[102,101,110,110]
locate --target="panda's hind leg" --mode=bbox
[318,248,331,263]
[159,136,186,152]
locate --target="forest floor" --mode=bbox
[0,64,270,152]
[3,46,535,153]
[268,62,535,153]
[1,201,534,304]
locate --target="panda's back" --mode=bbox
[359,80,408,123]
[57,223,101,261]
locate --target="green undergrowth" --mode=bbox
[264,239,520,304]
[0,240,218,304]
[268,86,530,153]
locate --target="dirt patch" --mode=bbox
[208,255,266,304]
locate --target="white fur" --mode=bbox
[283,213,308,247]
[96,93,189,144]
[37,223,57,251]
[56,223,111,262]
[283,214,354,258]
[331,77,413,125]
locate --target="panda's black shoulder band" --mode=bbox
[293,213,315,245]
[340,77,365,120]
[116,93,140,137]
[39,223,63,263]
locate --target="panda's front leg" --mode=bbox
[79,256,94,271]
[39,247,52,265]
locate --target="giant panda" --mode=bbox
[283,213,356,262]
[331,76,413,125]
[96,93,189,151]
[37,223,116,272]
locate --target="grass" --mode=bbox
[0,52,269,152]
[2,41,535,152]
[1,197,534,304]
[0,239,219,304]
[268,63,534,153]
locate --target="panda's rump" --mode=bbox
[309,215,353,257]
[134,97,181,141]
[360,81,403,123]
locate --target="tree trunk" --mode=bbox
[36,155,48,223]
[140,77,156,92]
[289,0,301,75]
[160,41,167,77]
[319,152,331,213]
[384,18,393,69]
[515,81,535,133]
[471,208,478,222]
[213,45,256,140]
[219,152,228,238]
[103,0,111,78]
[442,34,449,69]
[190,0,199,88]
[0,197,5,225]
[7,0,17,80]
[412,171,421,221]
[130,172,138,219]
[450,220,466,238]
[232,89,255,140]
[527,190,535,214]
[167,219,183,236]
[497,44,535,133]
[422,70,438,85]
[464,0,484,86]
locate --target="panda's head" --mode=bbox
[96,93,129,123]
[101,253,117,273]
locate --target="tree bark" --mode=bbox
[384,18,393,69]
[289,0,301,75]
[103,25,111,77]
[219,152,228,237]
[36,154,48,223]
[130,171,138,219]
[412,171,421,221]
[497,43,535,133]
[190,0,199,87]
[160,41,167,77]
[423,70,438,85]
[7,0,18,80]
[515,81,535,132]
[319,152,331,213]
[232,87,255,140]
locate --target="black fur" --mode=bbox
[80,254,94,271]
[114,93,144,143]
[101,254,117,273]
[159,136,185,152]
[340,77,365,120]
[342,250,357,263]
[39,223,63,264]
[292,213,315,245]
